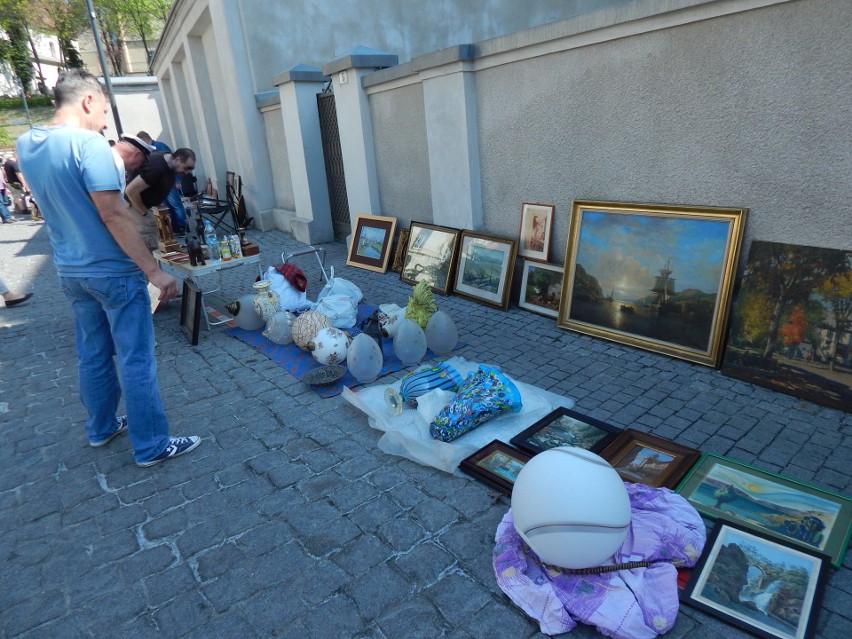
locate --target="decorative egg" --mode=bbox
[308,327,350,365]
[292,310,332,350]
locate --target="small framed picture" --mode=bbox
[597,429,700,489]
[680,519,829,639]
[180,279,203,346]
[511,407,620,456]
[459,440,532,496]
[453,231,518,310]
[400,222,462,294]
[518,260,564,318]
[676,453,852,566]
[518,203,554,262]
[346,214,398,273]
[390,227,410,273]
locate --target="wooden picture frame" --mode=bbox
[518,203,554,262]
[453,231,518,310]
[399,222,461,294]
[597,428,700,489]
[510,407,620,456]
[680,519,829,639]
[390,227,410,273]
[557,200,747,367]
[459,440,532,496]
[676,453,852,566]
[179,279,203,346]
[722,241,852,411]
[518,260,564,318]
[346,214,398,273]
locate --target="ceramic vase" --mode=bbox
[393,319,427,366]
[347,333,383,383]
[252,280,280,323]
[425,311,458,355]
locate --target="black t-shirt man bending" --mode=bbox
[125,148,196,222]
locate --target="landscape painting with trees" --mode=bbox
[723,241,852,410]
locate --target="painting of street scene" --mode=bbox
[722,242,852,411]
[355,225,387,259]
[612,445,676,485]
[686,462,841,554]
[566,210,733,353]
[400,223,460,293]
[524,415,613,452]
[478,450,526,483]
[691,525,824,639]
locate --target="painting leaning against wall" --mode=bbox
[722,241,851,411]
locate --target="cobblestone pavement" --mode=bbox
[1,216,850,639]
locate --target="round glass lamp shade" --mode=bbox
[226,295,265,331]
[393,319,427,366]
[308,327,350,365]
[263,310,295,344]
[511,447,631,569]
[425,311,458,355]
[347,333,383,384]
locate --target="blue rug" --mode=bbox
[226,304,459,398]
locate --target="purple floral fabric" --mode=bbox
[493,483,706,638]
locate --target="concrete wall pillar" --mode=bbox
[422,54,483,229]
[322,46,398,225]
[274,65,333,244]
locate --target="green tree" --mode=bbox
[818,256,852,371]
[0,0,34,90]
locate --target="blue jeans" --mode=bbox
[60,273,169,462]
[165,187,187,233]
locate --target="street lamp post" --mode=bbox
[85,0,123,136]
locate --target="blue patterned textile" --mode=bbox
[429,365,522,443]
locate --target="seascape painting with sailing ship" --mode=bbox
[567,210,732,352]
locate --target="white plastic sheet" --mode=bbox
[341,357,574,474]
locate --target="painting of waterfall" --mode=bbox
[682,521,828,639]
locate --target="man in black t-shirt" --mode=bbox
[125,148,196,233]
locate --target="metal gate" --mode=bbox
[317,90,350,238]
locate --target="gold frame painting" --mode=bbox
[346,214,398,273]
[557,200,747,367]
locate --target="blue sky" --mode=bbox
[575,211,731,300]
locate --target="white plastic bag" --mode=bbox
[316,267,363,305]
[264,266,311,312]
[315,294,358,328]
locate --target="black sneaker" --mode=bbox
[90,415,128,447]
[137,436,201,467]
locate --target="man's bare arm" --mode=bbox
[90,190,178,300]
[124,175,151,217]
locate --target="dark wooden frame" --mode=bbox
[459,440,532,496]
[452,230,518,310]
[399,221,462,294]
[597,428,700,488]
[179,279,203,346]
[346,214,398,273]
[680,519,829,639]
[511,407,620,456]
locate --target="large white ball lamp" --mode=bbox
[511,447,631,569]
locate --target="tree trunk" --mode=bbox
[762,296,785,359]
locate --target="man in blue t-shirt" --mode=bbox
[16,69,200,468]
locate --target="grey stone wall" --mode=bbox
[475,0,851,259]
[370,84,433,228]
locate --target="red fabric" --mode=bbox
[275,263,308,292]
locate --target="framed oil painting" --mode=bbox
[518,203,554,262]
[459,440,532,496]
[519,260,563,318]
[400,222,461,294]
[180,279,203,346]
[510,407,620,456]
[597,429,700,488]
[346,214,397,273]
[722,242,852,411]
[681,520,828,639]
[453,231,518,310]
[676,454,852,566]
[557,200,747,367]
